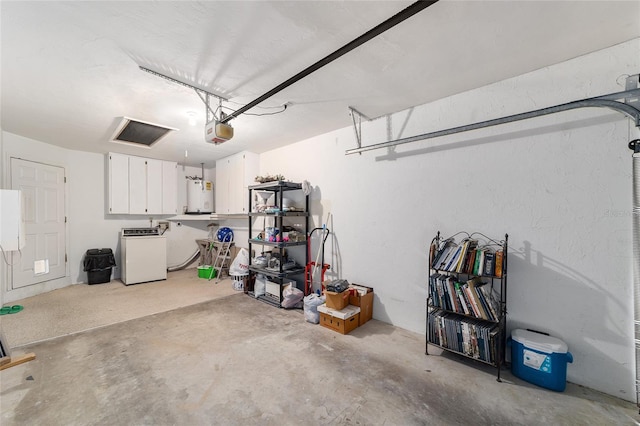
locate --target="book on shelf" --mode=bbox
[432,238,454,267]
[472,248,483,275]
[429,274,501,321]
[483,250,495,277]
[431,235,504,278]
[466,277,489,320]
[429,239,438,268]
[446,277,460,313]
[478,283,500,321]
[433,240,456,270]
[474,284,495,321]
[480,248,488,276]
[452,239,468,272]
[432,238,476,274]
[428,273,438,306]
[438,314,447,348]
[427,310,499,363]
[456,239,478,273]
[433,274,446,310]
[445,250,459,271]
[454,282,470,316]
[465,248,477,274]
[431,273,444,309]
[439,276,450,311]
[460,322,470,356]
[489,328,499,363]
[470,321,480,359]
[448,240,463,272]
[494,250,504,277]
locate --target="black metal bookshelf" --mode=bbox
[426,230,508,381]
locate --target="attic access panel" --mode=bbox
[111,117,177,148]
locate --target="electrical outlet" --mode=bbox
[158,221,170,232]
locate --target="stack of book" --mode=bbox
[428,274,500,321]
[431,238,504,277]
[427,310,498,363]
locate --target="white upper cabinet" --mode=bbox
[108,153,129,214]
[145,158,164,214]
[215,151,259,214]
[108,153,177,215]
[128,155,148,214]
[162,160,178,215]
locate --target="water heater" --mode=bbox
[186,179,214,214]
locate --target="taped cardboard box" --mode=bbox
[318,304,360,335]
[349,284,373,326]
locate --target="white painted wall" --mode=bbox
[260,39,640,401]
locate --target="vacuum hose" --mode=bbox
[167,250,200,272]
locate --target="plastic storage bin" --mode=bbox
[231,273,248,291]
[510,329,573,392]
[83,248,116,284]
[197,265,216,279]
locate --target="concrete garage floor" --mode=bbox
[0,269,238,347]
[1,294,638,425]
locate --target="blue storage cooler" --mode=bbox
[510,329,573,392]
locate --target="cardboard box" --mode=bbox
[318,304,361,335]
[324,290,350,310]
[317,303,360,319]
[349,284,374,326]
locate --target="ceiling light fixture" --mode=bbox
[187,111,197,126]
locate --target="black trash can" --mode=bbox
[83,248,116,284]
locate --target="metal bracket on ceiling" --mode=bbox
[346,74,640,156]
[349,107,372,154]
[200,94,226,124]
[197,91,219,123]
[139,66,227,122]
[625,74,640,110]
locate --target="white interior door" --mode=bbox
[11,158,66,289]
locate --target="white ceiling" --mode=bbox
[2,1,639,168]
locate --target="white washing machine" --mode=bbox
[120,228,167,285]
